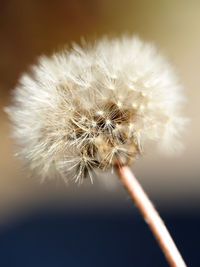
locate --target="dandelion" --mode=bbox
[5,36,186,182]
[5,35,187,266]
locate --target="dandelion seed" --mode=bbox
[5,35,186,183]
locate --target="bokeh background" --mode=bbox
[0,1,200,266]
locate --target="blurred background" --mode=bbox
[0,1,200,266]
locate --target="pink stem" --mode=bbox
[115,165,186,267]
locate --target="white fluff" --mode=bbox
[6,35,186,182]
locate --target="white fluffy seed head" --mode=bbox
[5,35,187,183]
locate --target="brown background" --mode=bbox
[0,0,200,224]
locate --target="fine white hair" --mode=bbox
[6,35,186,182]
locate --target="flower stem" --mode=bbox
[115,165,186,267]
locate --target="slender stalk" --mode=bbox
[115,165,186,267]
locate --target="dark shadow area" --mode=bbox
[0,209,198,267]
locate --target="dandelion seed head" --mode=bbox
[6,35,186,183]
